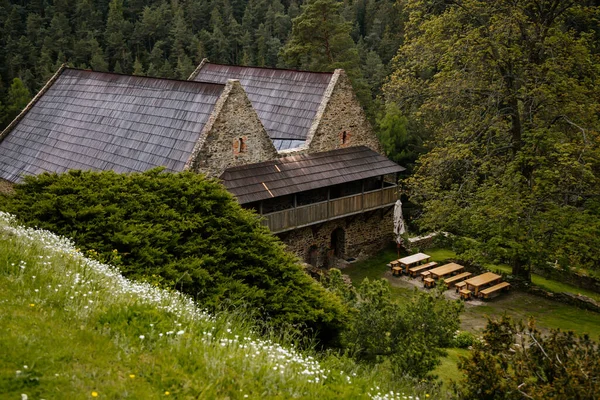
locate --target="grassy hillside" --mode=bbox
[0,212,438,399]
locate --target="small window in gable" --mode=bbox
[234,137,247,155]
[341,131,348,145]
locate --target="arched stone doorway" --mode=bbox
[330,227,346,260]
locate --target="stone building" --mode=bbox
[0,63,405,266]
[194,61,404,266]
[0,66,275,185]
[221,146,404,266]
[189,60,382,155]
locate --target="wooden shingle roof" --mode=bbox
[220,146,405,204]
[190,62,333,151]
[0,68,225,182]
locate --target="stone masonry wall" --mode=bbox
[307,70,382,155]
[279,207,394,268]
[0,178,14,194]
[187,80,277,177]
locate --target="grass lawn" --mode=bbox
[433,348,470,390]
[343,246,458,283]
[460,291,600,341]
[486,264,600,302]
[342,247,458,302]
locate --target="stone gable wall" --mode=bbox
[278,207,394,268]
[187,80,277,177]
[307,71,382,154]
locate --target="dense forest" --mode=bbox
[0,0,402,135]
[1,0,600,279]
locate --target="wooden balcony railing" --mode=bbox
[262,186,398,233]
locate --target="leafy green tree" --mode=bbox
[385,0,600,279]
[455,316,600,399]
[1,169,349,346]
[377,103,425,172]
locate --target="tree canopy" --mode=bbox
[455,316,600,399]
[385,0,600,279]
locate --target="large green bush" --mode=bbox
[322,269,463,378]
[0,169,347,345]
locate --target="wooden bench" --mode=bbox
[479,282,511,299]
[420,270,432,281]
[443,272,472,288]
[455,281,468,293]
[389,260,401,270]
[459,289,472,300]
[424,277,436,288]
[408,261,438,278]
[392,266,403,277]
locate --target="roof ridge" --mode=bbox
[63,67,227,89]
[201,61,335,76]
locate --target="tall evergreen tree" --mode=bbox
[281,0,373,114]
[105,0,132,73]
[3,77,31,126]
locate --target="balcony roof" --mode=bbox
[220,146,405,204]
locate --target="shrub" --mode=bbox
[322,270,463,378]
[1,169,348,346]
[452,331,476,349]
[454,316,600,399]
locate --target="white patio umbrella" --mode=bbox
[393,199,406,247]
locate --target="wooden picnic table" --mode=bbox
[408,261,438,278]
[398,252,431,273]
[463,272,502,296]
[428,263,464,280]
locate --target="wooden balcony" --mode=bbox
[262,186,398,233]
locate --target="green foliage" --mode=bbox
[0,216,440,399]
[451,331,476,349]
[2,77,31,126]
[280,0,374,115]
[322,270,463,378]
[454,316,600,399]
[385,0,600,279]
[0,169,348,345]
[376,103,425,172]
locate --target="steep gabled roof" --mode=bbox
[220,146,405,204]
[189,61,334,151]
[0,68,225,182]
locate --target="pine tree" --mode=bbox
[280,0,363,74]
[4,78,31,125]
[105,0,132,73]
[132,57,144,76]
